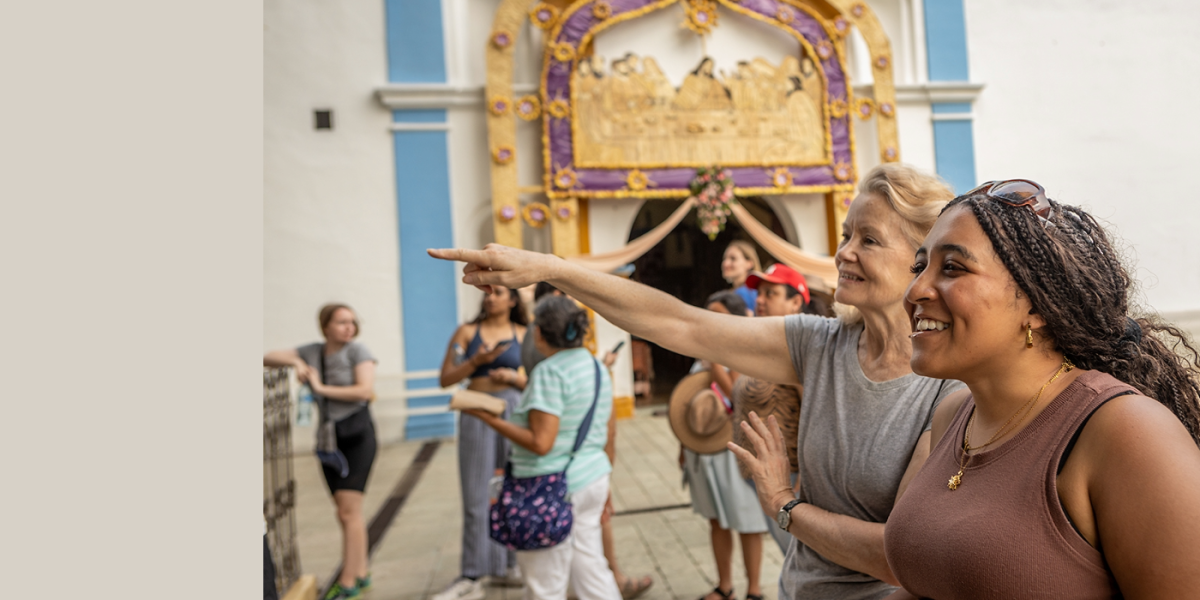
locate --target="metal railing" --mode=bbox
[264,368,301,595]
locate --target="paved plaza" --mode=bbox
[293,408,786,600]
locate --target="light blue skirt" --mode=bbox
[683,448,768,533]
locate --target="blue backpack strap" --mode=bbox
[568,359,603,464]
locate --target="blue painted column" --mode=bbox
[924,0,977,194]
[385,0,458,439]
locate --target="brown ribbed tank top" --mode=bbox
[884,370,1134,599]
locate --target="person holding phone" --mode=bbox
[434,287,529,600]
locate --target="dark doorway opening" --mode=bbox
[627,197,788,406]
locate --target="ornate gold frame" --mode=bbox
[485,0,899,254]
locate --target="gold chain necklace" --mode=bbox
[948,358,1074,490]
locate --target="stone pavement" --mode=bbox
[293,408,786,600]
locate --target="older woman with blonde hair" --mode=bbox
[432,163,966,599]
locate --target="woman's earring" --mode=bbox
[1025,324,1034,349]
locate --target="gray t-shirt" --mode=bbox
[780,314,964,600]
[297,341,377,422]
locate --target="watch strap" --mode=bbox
[778,498,804,530]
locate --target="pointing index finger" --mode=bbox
[427,247,491,267]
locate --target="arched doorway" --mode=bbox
[627,197,787,405]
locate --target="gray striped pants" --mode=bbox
[458,387,520,579]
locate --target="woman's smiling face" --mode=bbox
[905,205,1043,381]
[834,192,918,312]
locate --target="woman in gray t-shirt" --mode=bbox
[264,303,377,600]
[430,163,965,600]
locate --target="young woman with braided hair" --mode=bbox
[733,180,1200,598]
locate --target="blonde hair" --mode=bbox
[835,164,955,325]
[725,240,762,273]
[857,163,955,250]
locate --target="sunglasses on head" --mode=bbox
[966,179,1052,220]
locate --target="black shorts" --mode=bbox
[322,408,377,494]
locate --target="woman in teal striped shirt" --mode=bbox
[463,296,621,600]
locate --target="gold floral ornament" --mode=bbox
[816,40,834,60]
[554,204,574,221]
[850,2,866,18]
[553,168,578,190]
[828,98,848,118]
[771,167,793,188]
[833,162,853,182]
[546,98,571,120]
[491,30,513,50]
[832,17,850,37]
[855,98,875,119]
[488,96,511,117]
[626,169,650,191]
[492,145,515,165]
[874,55,890,70]
[529,3,559,29]
[683,0,718,36]
[516,95,541,121]
[592,0,612,20]
[522,202,551,228]
[776,5,796,25]
[552,41,576,63]
[878,101,895,118]
[881,146,899,162]
[497,205,518,222]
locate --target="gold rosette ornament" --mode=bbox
[850,2,866,18]
[492,145,515,165]
[488,96,511,117]
[683,0,718,35]
[626,170,650,191]
[828,99,848,119]
[776,5,796,24]
[552,42,576,63]
[881,146,899,162]
[833,162,853,182]
[553,168,578,190]
[771,167,792,188]
[855,98,875,119]
[516,95,541,121]
[491,30,513,50]
[592,1,612,20]
[547,99,571,120]
[529,3,559,29]
[816,40,834,60]
[874,55,890,70]
[878,101,895,118]
[522,202,551,228]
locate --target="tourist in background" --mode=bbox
[464,296,620,600]
[677,290,765,600]
[264,303,377,600]
[722,240,762,315]
[732,264,807,553]
[433,287,528,600]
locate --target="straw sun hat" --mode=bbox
[668,371,733,455]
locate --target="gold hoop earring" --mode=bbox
[1026,324,1034,349]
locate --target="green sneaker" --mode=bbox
[356,573,372,592]
[323,582,361,600]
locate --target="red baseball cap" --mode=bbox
[745,263,810,304]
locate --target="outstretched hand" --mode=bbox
[428,244,560,294]
[727,411,797,517]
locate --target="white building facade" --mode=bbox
[265,0,1200,445]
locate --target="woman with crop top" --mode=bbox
[434,287,529,600]
[875,181,1200,598]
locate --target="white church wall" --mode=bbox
[966,0,1200,319]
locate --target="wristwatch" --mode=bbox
[776,498,804,531]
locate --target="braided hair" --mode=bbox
[945,194,1200,446]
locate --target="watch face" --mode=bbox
[776,509,789,530]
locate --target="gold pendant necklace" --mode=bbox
[948,358,1074,490]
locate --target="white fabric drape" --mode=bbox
[565,197,837,289]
